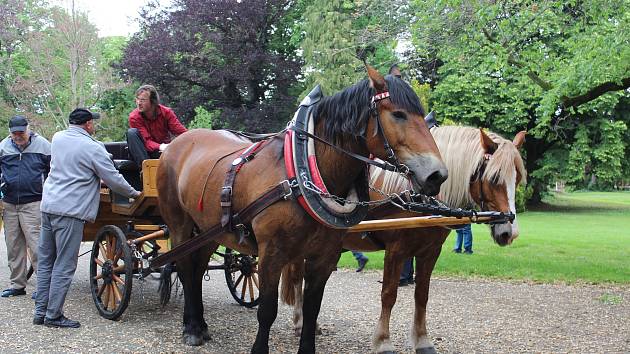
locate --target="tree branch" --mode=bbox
[482,27,554,91]
[561,77,630,108]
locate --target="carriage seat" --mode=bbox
[103,141,142,190]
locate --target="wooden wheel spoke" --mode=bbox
[108,284,116,310]
[113,249,122,264]
[240,276,247,300]
[112,274,125,286]
[107,235,115,259]
[102,284,110,309]
[234,273,244,288]
[252,273,259,289]
[93,273,103,280]
[111,284,122,303]
[98,242,108,260]
[248,277,255,302]
[94,257,104,267]
[97,283,106,297]
[113,264,126,273]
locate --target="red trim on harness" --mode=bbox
[371,91,390,103]
[284,131,330,223]
[308,155,328,193]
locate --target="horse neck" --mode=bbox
[314,121,367,196]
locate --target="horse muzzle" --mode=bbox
[406,155,448,197]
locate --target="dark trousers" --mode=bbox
[400,258,414,281]
[126,128,160,167]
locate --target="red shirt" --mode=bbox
[129,104,188,152]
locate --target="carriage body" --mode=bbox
[84,144,259,320]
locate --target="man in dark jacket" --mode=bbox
[0,115,51,298]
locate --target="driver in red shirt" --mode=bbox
[127,85,187,166]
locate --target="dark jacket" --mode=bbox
[0,132,51,205]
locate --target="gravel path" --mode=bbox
[0,241,628,353]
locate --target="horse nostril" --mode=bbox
[426,169,448,189]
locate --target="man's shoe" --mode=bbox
[356,257,369,272]
[452,249,462,254]
[464,250,473,255]
[31,291,37,300]
[398,279,408,287]
[33,316,44,325]
[1,288,26,297]
[44,315,81,328]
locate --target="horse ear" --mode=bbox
[480,129,498,154]
[366,64,387,92]
[513,130,527,149]
[388,64,402,78]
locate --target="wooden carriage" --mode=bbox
[87,144,260,320]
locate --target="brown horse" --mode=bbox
[283,126,526,354]
[156,66,448,352]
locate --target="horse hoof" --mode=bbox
[416,347,438,354]
[182,333,204,346]
[201,328,212,341]
[316,327,322,335]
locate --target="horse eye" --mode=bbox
[392,111,407,120]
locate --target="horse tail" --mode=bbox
[158,262,175,307]
[280,260,304,306]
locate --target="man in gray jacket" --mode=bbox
[33,108,141,328]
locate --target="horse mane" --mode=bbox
[370,125,527,208]
[312,75,425,143]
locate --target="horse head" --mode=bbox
[469,129,527,245]
[363,66,447,196]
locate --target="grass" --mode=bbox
[338,191,630,285]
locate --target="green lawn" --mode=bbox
[338,191,630,284]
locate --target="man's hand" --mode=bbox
[159,143,169,152]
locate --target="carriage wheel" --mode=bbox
[89,225,133,320]
[224,248,259,307]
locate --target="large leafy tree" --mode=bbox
[300,0,405,94]
[121,0,303,132]
[409,0,630,201]
[0,1,130,139]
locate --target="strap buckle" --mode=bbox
[220,186,232,207]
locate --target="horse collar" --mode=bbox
[284,86,369,229]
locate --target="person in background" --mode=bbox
[34,108,141,328]
[399,258,414,286]
[352,251,369,272]
[453,224,473,254]
[127,85,187,166]
[0,115,51,299]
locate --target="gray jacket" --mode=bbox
[40,126,140,222]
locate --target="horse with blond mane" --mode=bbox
[283,125,526,354]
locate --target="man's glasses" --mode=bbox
[136,98,149,103]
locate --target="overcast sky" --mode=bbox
[50,0,160,37]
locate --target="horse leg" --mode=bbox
[178,247,212,346]
[372,246,405,354]
[411,243,444,354]
[251,242,286,354]
[298,251,340,354]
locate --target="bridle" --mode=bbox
[370,91,412,176]
[474,153,492,211]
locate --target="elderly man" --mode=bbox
[34,108,141,328]
[0,115,51,298]
[127,84,187,166]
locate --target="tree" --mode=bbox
[300,0,405,94]
[409,0,630,201]
[121,0,303,132]
[0,1,131,140]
